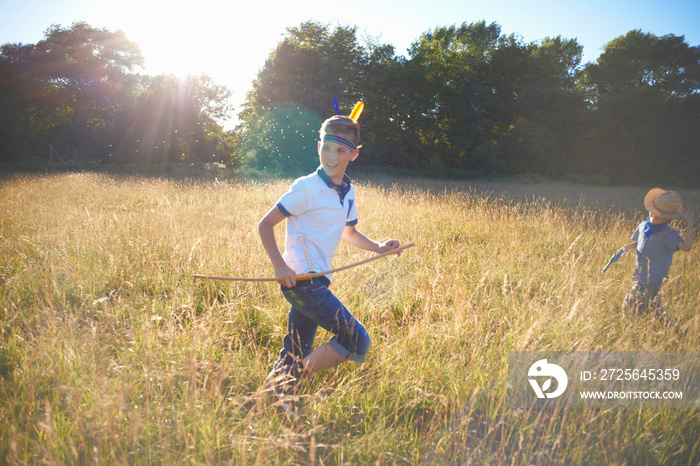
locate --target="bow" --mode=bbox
[193,243,414,282]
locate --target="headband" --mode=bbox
[322,133,357,151]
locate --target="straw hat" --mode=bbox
[644,188,683,218]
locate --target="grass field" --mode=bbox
[1,170,699,464]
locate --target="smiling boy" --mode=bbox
[258,112,400,414]
[617,188,694,318]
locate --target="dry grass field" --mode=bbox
[1,170,699,464]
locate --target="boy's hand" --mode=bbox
[678,205,695,252]
[274,262,298,288]
[618,241,637,255]
[678,205,694,226]
[377,240,402,255]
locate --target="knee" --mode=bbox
[332,326,371,363]
[355,329,371,358]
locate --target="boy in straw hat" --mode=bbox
[617,188,694,318]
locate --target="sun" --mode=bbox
[84,0,316,123]
[87,0,239,78]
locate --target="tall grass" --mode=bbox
[1,171,698,464]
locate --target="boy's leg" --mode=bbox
[645,283,664,315]
[282,280,371,375]
[304,342,348,375]
[274,305,318,376]
[262,304,318,417]
[622,282,651,315]
[622,282,677,328]
[266,303,317,388]
[646,284,678,329]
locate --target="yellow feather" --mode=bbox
[349,102,364,121]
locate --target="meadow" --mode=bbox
[1,170,699,464]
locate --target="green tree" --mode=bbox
[406,21,504,174]
[286,21,366,103]
[492,35,588,176]
[583,30,700,104]
[580,31,700,182]
[238,21,698,182]
[0,22,233,166]
[348,39,426,170]
[240,22,365,173]
[111,74,231,164]
[0,22,143,161]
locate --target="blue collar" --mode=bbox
[317,167,351,205]
[642,219,668,238]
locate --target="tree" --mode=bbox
[352,41,425,170]
[580,31,700,182]
[491,35,589,176]
[286,21,366,102]
[109,74,232,164]
[0,22,143,161]
[240,22,365,173]
[0,22,235,166]
[582,30,700,104]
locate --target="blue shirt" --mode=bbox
[631,220,683,284]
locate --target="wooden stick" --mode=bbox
[193,242,414,282]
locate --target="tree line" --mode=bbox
[242,21,700,184]
[0,22,234,166]
[2,21,699,184]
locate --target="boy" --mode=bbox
[617,188,694,317]
[257,112,400,413]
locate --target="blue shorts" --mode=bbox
[274,277,370,374]
[622,281,664,316]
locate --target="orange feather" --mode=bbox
[349,101,364,121]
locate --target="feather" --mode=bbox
[349,101,364,121]
[333,96,341,115]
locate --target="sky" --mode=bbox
[1,0,699,128]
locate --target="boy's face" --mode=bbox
[649,212,670,224]
[318,134,359,184]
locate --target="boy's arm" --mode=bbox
[678,206,694,252]
[619,242,637,254]
[258,206,297,288]
[342,225,400,254]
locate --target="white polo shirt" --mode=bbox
[276,167,358,281]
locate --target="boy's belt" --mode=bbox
[281,274,331,290]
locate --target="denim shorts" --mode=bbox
[274,277,371,373]
[622,281,664,315]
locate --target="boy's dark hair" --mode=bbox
[320,115,360,146]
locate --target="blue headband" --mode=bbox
[322,133,357,151]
